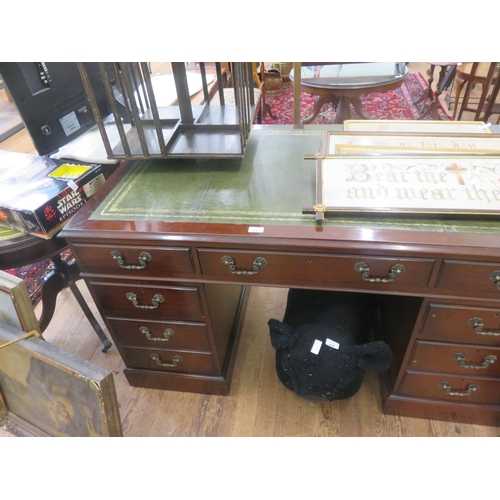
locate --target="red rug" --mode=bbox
[3,250,73,306]
[258,72,452,124]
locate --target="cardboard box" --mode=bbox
[0,150,105,239]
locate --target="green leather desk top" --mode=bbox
[90,126,500,235]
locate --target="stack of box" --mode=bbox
[0,150,105,239]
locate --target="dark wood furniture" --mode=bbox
[61,125,500,426]
[289,63,408,124]
[454,62,499,120]
[414,62,458,120]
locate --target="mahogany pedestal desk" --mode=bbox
[61,125,500,426]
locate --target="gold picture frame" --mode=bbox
[303,154,500,222]
[324,131,500,156]
[343,119,493,133]
[0,270,40,334]
[333,144,500,156]
[0,322,122,437]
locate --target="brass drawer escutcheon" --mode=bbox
[221,255,267,275]
[111,251,152,270]
[452,352,498,369]
[139,326,175,341]
[439,381,478,397]
[150,353,183,367]
[126,292,164,309]
[468,317,500,337]
[354,262,406,283]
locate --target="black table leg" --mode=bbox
[39,254,112,352]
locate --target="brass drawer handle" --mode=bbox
[140,326,175,341]
[150,353,183,367]
[221,256,267,275]
[354,262,406,283]
[439,381,479,397]
[489,270,500,290]
[453,352,497,369]
[126,292,164,309]
[469,317,500,336]
[111,251,152,270]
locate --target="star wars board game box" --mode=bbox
[0,150,105,239]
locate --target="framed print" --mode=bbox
[324,131,500,156]
[333,144,500,156]
[303,155,500,222]
[0,322,122,437]
[0,271,39,334]
[343,120,492,133]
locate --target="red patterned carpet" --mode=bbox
[258,72,452,124]
[4,250,73,306]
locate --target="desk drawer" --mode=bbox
[106,317,210,350]
[198,249,434,289]
[73,243,195,277]
[89,280,204,320]
[435,260,500,296]
[401,371,500,405]
[420,303,500,346]
[409,341,500,377]
[120,345,217,375]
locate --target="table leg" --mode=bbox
[350,96,371,120]
[416,65,447,120]
[302,94,330,124]
[414,64,435,105]
[334,96,355,124]
[38,255,112,352]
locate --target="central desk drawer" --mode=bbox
[72,243,195,277]
[198,249,434,289]
[89,281,204,320]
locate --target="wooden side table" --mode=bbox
[0,228,112,352]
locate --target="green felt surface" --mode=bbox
[91,127,500,234]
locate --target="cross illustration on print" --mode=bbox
[445,163,468,185]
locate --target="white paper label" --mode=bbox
[311,339,322,355]
[326,338,340,350]
[67,180,79,191]
[60,111,81,137]
[248,226,264,233]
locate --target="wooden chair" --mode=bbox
[479,70,500,124]
[453,62,498,120]
[252,62,276,122]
